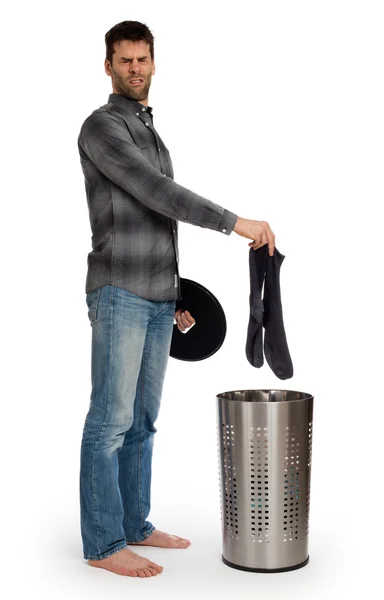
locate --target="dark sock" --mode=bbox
[246,244,268,367]
[263,248,293,379]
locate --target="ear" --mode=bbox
[104,59,111,77]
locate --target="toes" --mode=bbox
[175,536,191,544]
[167,536,190,548]
[136,569,147,577]
[176,537,191,547]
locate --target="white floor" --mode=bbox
[6,371,381,600]
[10,494,377,600]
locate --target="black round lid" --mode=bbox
[170,278,227,361]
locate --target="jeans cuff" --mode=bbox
[125,524,155,544]
[84,542,128,561]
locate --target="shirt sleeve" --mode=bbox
[78,111,238,235]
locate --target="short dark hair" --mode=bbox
[105,20,155,66]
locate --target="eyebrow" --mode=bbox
[120,56,148,61]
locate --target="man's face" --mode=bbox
[105,40,155,104]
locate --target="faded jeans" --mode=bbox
[79,284,176,560]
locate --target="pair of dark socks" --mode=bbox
[246,244,293,379]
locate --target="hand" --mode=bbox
[234,217,275,256]
[174,308,196,332]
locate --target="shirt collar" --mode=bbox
[108,92,153,116]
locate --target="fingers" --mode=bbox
[178,310,195,330]
[257,222,275,256]
[248,238,267,251]
[248,241,263,250]
[266,223,275,256]
[176,310,195,332]
[247,222,275,255]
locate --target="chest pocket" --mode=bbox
[138,144,164,172]
[138,144,150,158]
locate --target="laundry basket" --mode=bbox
[216,389,314,572]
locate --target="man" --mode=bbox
[77,20,275,579]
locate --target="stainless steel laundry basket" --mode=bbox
[216,389,314,573]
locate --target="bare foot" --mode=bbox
[88,547,163,577]
[128,528,191,549]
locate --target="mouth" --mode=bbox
[129,79,144,86]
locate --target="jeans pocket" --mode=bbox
[86,288,101,324]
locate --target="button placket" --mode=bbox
[171,223,179,264]
[134,110,167,175]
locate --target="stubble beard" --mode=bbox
[113,71,151,102]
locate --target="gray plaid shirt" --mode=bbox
[77,93,238,301]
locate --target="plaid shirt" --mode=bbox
[77,93,238,301]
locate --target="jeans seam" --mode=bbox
[90,285,116,556]
[138,344,146,527]
[148,299,174,325]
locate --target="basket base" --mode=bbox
[222,555,309,573]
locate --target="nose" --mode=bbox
[129,59,141,74]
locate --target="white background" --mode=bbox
[1,0,383,598]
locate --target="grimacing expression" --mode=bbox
[105,40,155,102]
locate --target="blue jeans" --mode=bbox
[80,284,176,560]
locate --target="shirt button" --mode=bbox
[222,228,227,233]
[142,107,146,111]
[145,122,149,126]
[163,173,166,177]
[136,112,139,116]
[158,147,161,151]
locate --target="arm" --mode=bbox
[78,111,238,235]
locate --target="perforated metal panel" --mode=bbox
[217,390,314,572]
[221,424,239,538]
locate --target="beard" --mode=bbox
[112,71,151,101]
